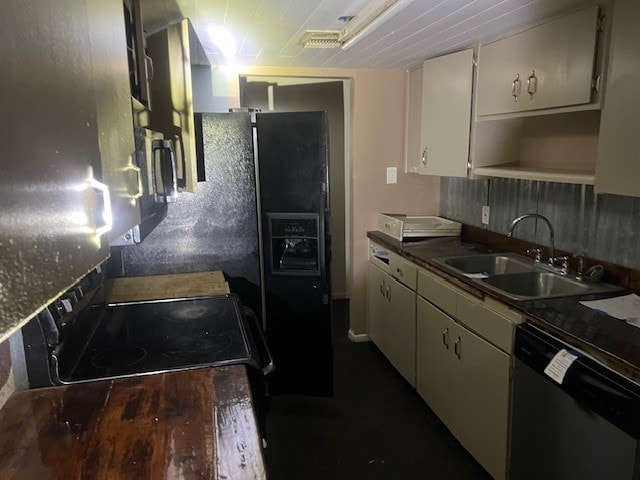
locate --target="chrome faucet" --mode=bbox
[507,214,555,266]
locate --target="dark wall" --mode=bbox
[117,113,260,285]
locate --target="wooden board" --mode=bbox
[103,271,230,303]
[0,366,266,480]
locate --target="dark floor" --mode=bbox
[265,300,493,480]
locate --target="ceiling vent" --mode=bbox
[298,30,342,49]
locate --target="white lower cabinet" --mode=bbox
[416,268,516,480]
[367,260,416,387]
[367,262,387,351]
[367,247,518,480]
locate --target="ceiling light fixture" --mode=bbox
[340,0,416,51]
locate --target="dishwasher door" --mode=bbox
[510,323,640,480]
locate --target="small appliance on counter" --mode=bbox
[377,214,461,241]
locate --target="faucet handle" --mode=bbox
[553,256,570,275]
[526,248,542,263]
[573,253,585,281]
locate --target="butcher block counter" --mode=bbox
[0,366,266,480]
[102,271,230,303]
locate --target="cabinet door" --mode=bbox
[416,297,457,427]
[449,323,511,480]
[367,262,388,351]
[419,49,473,177]
[147,19,200,193]
[87,0,141,241]
[405,66,423,174]
[595,0,640,197]
[477,5,599,116]
[0,0,110,338]
[385,278,416,386]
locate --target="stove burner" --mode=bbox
[161,333,233,358]
[163,302,228,322]
[90,346,147,369]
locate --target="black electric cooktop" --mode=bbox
[53,294,261,382]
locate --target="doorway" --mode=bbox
[239,76,349,299]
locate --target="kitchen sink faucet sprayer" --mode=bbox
[507,214,554,266]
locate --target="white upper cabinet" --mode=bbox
[476,5,600,118]
[595,0,640,198]
[418,49,474,177]
[404,66,423,174]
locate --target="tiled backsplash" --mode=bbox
[440,177,640,270]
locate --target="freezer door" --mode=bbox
[256,112,333,396]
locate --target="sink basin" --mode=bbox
[435,253,536,276]
[481,271,622,300]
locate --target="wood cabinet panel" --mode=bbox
[417,269,457,317]
[448,323,511,480]
[389,253,417,290]
[385,278,416,386]
[595,0,640,198]
[476,5,599,117]
[419,49,474,177]
[367,261,417,386]
[367,262,388,350]
[416,297,457,427]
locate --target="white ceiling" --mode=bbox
[140,0,597,70]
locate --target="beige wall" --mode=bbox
[230,65,440,334]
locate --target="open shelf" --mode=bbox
[472,165,595,185]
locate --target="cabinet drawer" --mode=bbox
[390,254,417,290]
[417,269,457,317]
[456,293,521,353]
[369,241,390,273]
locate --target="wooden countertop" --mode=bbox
[103,271,230,303]
[0,366,266,480]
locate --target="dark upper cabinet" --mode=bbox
[87,0,142,243]
[146,19,209,193]
[0,0,141,340]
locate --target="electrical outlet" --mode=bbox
[481,205,490,225]
[386,167,398,184]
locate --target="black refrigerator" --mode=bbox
[255,112,333,397]
[119,111,333,396]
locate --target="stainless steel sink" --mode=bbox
[434,253,536,276]
[432,252,623,300]
[481,271,622,300]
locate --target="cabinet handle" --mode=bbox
[127,163,144,199]
[454,336,461,360]
[380,281,384,295]
[386,285,391,302]
[396,267,403,277]
[512,74,522,101]
[84,174,112,238]
[153,139,178,203]
[527,70,537,98]
[442,328,449,350]
[421,147,428,166]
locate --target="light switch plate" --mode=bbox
[481,205,490,225]
[386,167,398,184]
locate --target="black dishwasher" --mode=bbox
[510,323,640,480]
